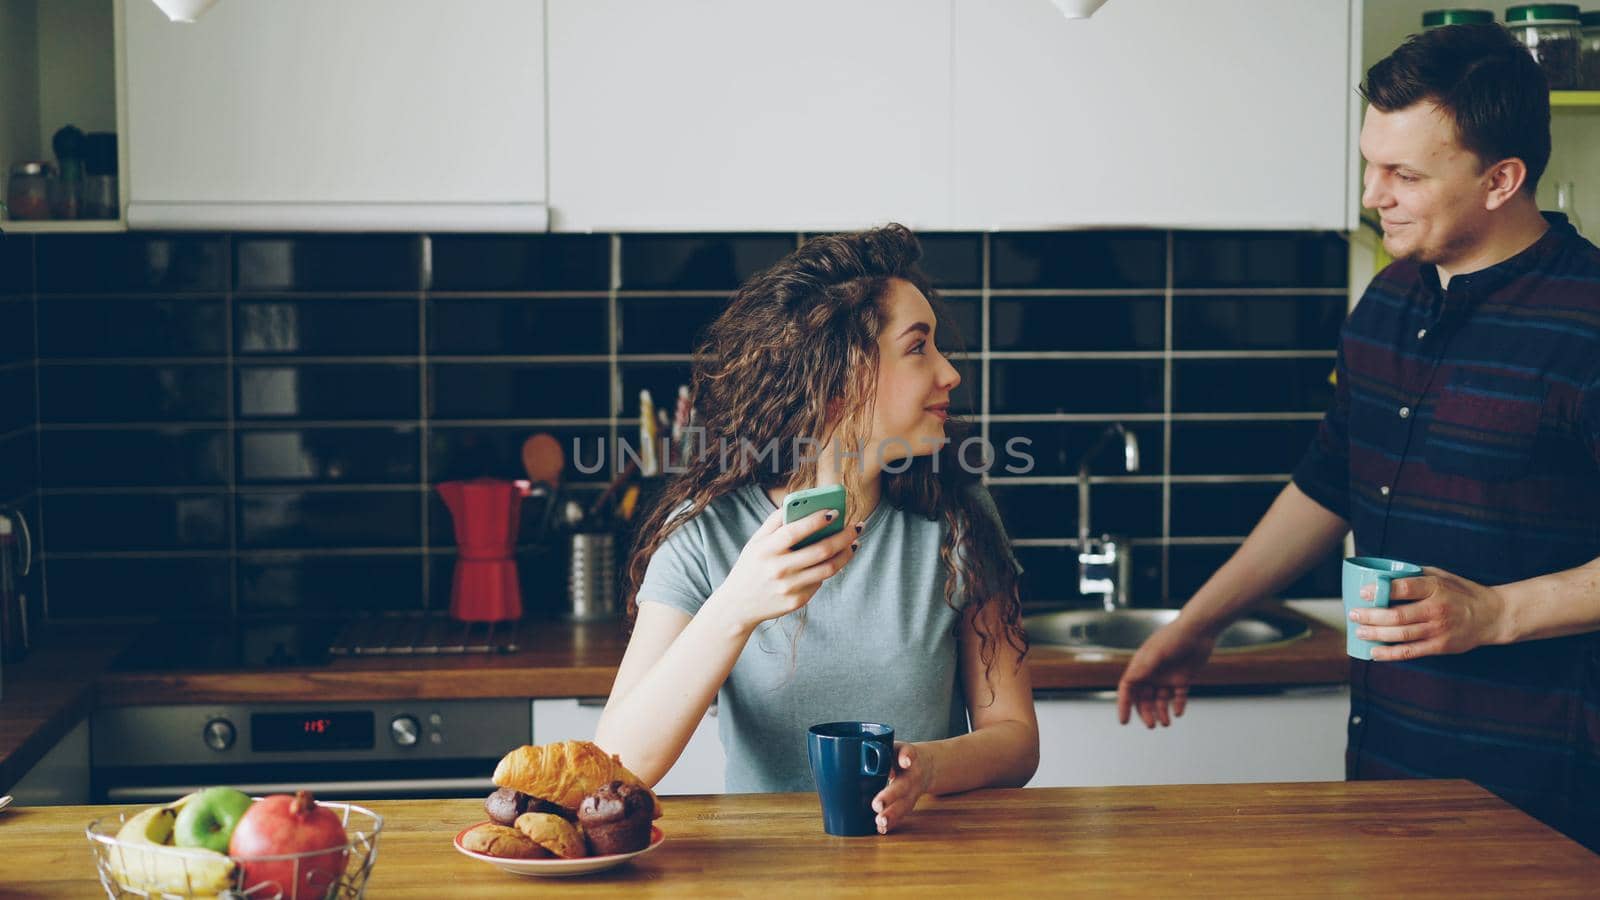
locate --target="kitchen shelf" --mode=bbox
[1,219,125,234]
[1551,91,1600,109]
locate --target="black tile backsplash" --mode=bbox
[430,234,610,292]
[1173,295,1346,351]
[238,364,419,419]
[0,428,37,502]
[0,365,35,434]
[991,296,1164,352]
[41,428,228,488]
[1170,421,1321,475]
[619,296,725,354]
[991,232,1165,289]
[991,483,1163,540]
[1173,232,1347,289]
[46,556,231,619]
[622,234,795,290]
[1,232,33,292]
[985,421,1165,479]
[917,233,983,290]
[14,230,1347,621]
[430,362,609,419]
[238,490,419,548]
[237,299,418,355]
[238,554,425,614]
[40,297,227,358]
[0,296,35,362]
[43,492,228,552]
[430,297,608,356]
[990,360,1164,415]
[39,363,227,423]
[1168,543,1342,600]
[1173,358,1336,413]
[238,427,420,484]
[1170,481,1287,537]
[37,234,225,293]
[234,235,421,291]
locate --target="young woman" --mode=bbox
[595,224,1037,833]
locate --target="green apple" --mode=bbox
[173,787,254,852]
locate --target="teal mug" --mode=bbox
[1342,556,1424,660]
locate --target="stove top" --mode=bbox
[110,614,522,672]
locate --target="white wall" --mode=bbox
[0,0,42,168]
[36,0,117,154]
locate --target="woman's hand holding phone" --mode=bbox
[705,506,861,632]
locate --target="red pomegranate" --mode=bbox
[228,791,349,899]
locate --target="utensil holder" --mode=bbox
[567,532,618,621]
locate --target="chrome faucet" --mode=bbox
[1077,424,1140,611]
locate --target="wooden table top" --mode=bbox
[2,781,1595,897]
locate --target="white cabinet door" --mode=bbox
[546,0,953,231]
[951,0,1359,230]
[1030,685,1348,788]
[124,0,547,230]
[531,699,726,796]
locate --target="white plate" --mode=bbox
[453,823,663,877]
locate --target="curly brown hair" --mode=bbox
[622,224,1027,694]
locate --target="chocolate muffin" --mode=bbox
[484,788,574,825]
[577,780,654,855]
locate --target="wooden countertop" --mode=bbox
[2,781,1595,896]
[0,609,1343,792]
[96,607,1346,706]
[0,637,128,795]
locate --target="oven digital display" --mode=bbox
[251,711,375,752]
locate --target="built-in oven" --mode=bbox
[91,699,530,804]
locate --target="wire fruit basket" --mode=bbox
[85,801,382,899]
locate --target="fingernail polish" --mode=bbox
[855,522,864,533]
[850,541,859,552]
[872,801,881,813]
[825,511,836,521]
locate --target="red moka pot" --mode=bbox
[437,478,532,622]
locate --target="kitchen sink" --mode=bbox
[1022,608,1311,653]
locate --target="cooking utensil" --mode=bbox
[586,459,639,522]
[618,484,641,522]
[639,390,659,476]
[520,433,565,542]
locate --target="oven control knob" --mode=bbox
[203,718,236,752]
[390,715,420,747]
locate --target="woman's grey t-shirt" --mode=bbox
[638,483,1018,793]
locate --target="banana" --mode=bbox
[113,804,176,845]
[164,789,205,816]
[107,804,237,898]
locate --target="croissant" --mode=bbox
[492,741,662,818]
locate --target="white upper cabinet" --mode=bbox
[950,0,1359,230]
[546,0,954,232]
[124,0,547,231]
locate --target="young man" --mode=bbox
[1118,23,1600,852]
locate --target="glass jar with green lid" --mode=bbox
[1506,4,1582,88]
[1580,10,1600,90]
[1422,9,1497,28]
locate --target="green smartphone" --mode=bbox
[783,484,848,550]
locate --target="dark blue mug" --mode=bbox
[806,721,894,836]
